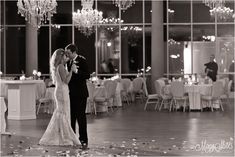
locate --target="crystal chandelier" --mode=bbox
[17,0,57,28]
[100,17,123,32]
[210,6,234,21]
[202,0,225,9]
[113,0,135,11]
[73,0,103,36]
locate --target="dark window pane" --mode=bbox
[121,25,143,74]
[97,1,119,19]
[51,26,72,52]
[218,24,234,37]
[5,27,26,74]
[0,28,4,72]
[193,25,215,41]
[1,1,4,25]
[74,29,95,73]
[145,25,151,71]
[122,1,143,23]
[169,25,191,74]
[52,1,72,24]
[193,0,215,23]
[38,26,49,74]
[6,1,25,25]
[169,25,191,41]
[97,26,120,74]
[145,0,152,23]
[74,0,82,11]
[169,0,190,23]
[164,25,167,41]
[163,0,167,23]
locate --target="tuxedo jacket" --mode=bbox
[67,55,90,98]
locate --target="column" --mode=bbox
[151,0,165,93]
[26,22,38,76]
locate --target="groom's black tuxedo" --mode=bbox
[67,54,90,145]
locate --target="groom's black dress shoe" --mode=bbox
[80,143,88,150]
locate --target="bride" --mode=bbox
[39,48,80,146]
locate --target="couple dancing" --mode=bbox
[39,44,90,149]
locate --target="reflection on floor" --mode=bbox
[1,99,234,156]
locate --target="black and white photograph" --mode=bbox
[0,0,234,156]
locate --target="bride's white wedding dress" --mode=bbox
[39,67,79,146]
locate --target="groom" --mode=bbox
[65,44,90,149]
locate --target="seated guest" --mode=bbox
[204,54,218,82]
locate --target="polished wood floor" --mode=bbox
[1,98,234,156]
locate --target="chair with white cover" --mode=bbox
[155,79,172,111]
[132,77,146,103]
[120,78,132,106]
[86,81,96,115]
[94,80,117,113]
[220,79,232,105]
[170,81,189,112]
[144,82,160,110]
[36,87,55,115]
[201,81,224,112]
[105,80,117,111]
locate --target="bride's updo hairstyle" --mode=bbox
[50,48,65,84]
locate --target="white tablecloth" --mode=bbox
[185,84,212,110]
[0,97,7,133]
[0,82,8,99]
[0,80,46,101]
[164,84,212,110]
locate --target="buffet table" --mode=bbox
[1,80,44,120]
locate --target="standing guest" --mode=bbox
[108,58,115,73]
[65,44,90,149]
[204,54,218,82]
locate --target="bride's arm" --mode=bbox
[58,64,73,84]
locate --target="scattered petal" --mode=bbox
[170,137,175,140]
[151,140,155,142]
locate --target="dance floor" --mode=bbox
[1,98,234,156]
